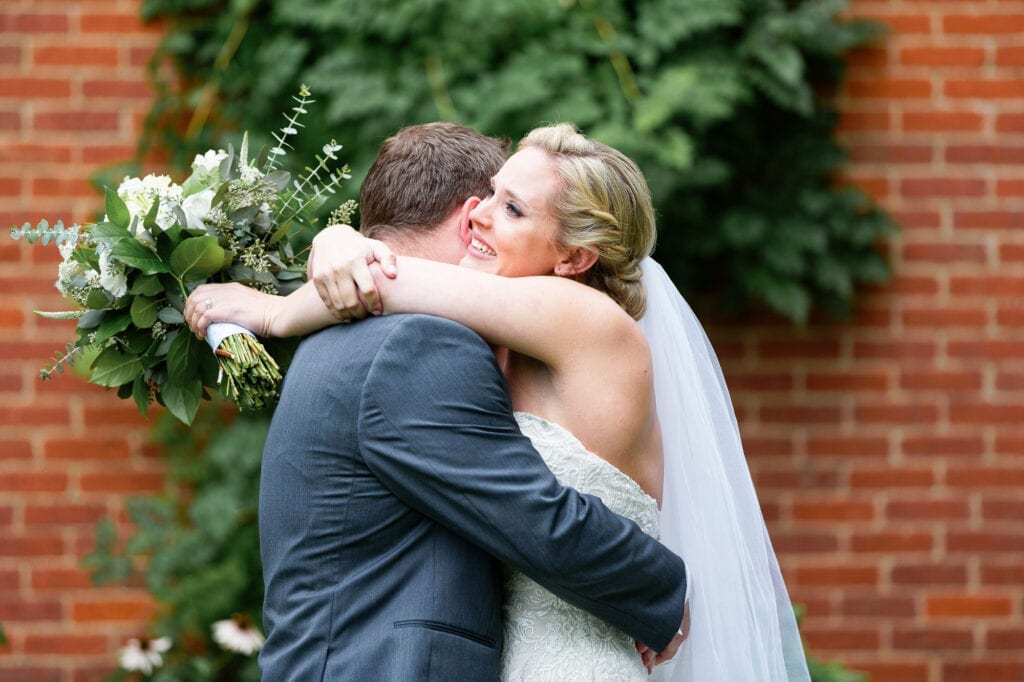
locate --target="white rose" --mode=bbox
[180,188,216,231]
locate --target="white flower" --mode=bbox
[119,636,171,675]
[116,173,183,233]
[192,149,227,176]
[239,162,263,185]
[212,614,265,655]
[97,250,128,298]
[184,149,228,195]
[180,188,216,231]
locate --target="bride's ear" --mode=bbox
[554,247,598,278]
[456,197,481,246]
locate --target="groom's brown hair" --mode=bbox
[359,122,508,238]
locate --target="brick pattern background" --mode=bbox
[0,1,1021,681]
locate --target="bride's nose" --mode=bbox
[469,198,492,231]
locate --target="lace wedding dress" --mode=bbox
[500,412,658,681]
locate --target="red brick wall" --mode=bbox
[1,1,1022,681]
[723,1,1024,681]
[0,1,164,680]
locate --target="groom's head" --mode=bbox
[359,122,508,263]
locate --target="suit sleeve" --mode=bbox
[358,315,687,650]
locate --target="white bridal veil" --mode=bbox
[639,258,810,682]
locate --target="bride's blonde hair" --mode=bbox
[518,124,656,319]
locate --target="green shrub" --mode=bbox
[138,0,895,323]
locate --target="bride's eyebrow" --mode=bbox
[504,187,530,212]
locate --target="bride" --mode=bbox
[187,123,810,680]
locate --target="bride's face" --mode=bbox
[460,147,563,278]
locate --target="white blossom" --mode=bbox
[212,615,265,655]
[119,636,171,675]
[192,149,228,176]
[97,250,128,298]
[116,173,183,233]
[239,162,264,185]
[180,188,217,231]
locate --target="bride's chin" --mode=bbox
[459,253,491,271]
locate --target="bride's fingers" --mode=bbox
[351,266,382,315]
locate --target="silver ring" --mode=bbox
[205,298,213,310]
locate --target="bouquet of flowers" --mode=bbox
[11,85,355,424]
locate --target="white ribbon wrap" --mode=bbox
[205,321,255,351]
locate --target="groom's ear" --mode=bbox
[456,197,480,246]
[554,247,599,278]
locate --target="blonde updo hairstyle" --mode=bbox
[518,123,656,319]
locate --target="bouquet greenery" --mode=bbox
[12,86,353,424]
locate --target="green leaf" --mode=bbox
[130,296,160,329]
[85,289,113,310]
[169,236,225,281]
[111,239,170,274]
[132,375,151,417]
[161,376,203,425]
[94,312,132,344]
[90,221,133,245]
[104,187,131,230]
[167,326,203,379]
[158,307,185,325]
[90,347,143,387]
[129,274,163,296]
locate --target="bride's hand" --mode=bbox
[307,224,397,320]
[652,600,691,668]
[185,282,281,340]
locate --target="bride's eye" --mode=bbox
[505,201,523,218]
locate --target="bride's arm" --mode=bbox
[374,257,638,369]
[185,281,341,340]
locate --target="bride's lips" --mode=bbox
[467,232,497,259]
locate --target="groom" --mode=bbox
[258,122,690,680]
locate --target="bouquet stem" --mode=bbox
[207,323,282,410]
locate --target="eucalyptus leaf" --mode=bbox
[158,307,186,325]
[263,170,290,191]
[76,309,105,330]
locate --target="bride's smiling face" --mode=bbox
[460,147,564,278]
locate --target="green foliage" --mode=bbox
[10,218,82,247]
[84,407,268,681]
[12,89,345,423]
[138,0,895,324]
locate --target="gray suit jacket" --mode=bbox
[259,314,687,681]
